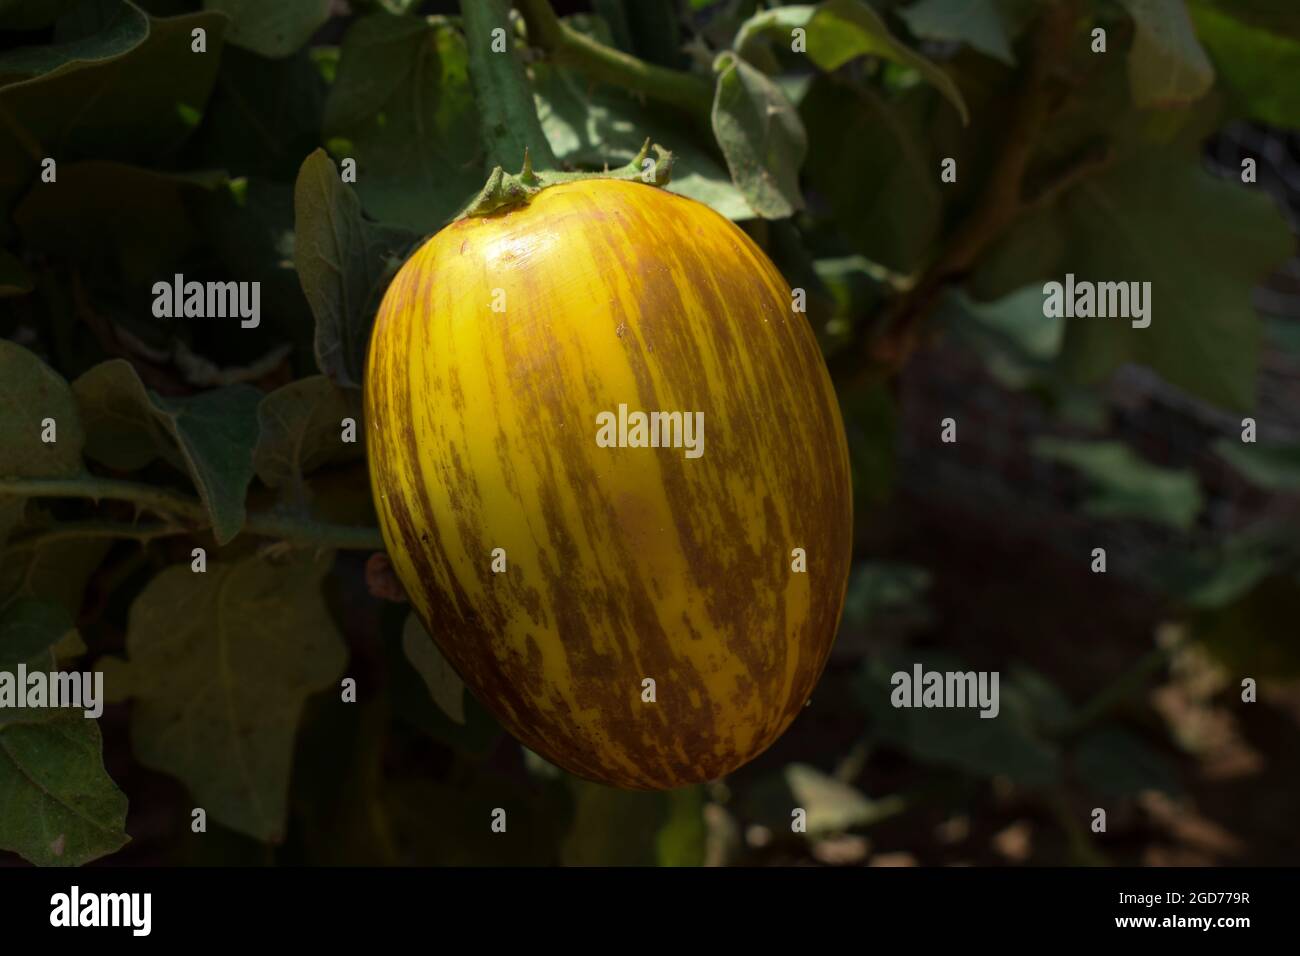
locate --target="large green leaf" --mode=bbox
[323,13,483,231]
[533,61,753,220]
[203,0,331,59]
[71,359,261,544]
[0,340,84,480]
[801,77,940,273]
[114,551,347,842]
[253,375,364,504]
[857,651,1061,788]
[1118,0,1214,109]
[0,0,148,83]
[978,154,1292,411]
[899,0,1016,65]
[712,54,807,219]
[293,149,417,390]
[1189,1,1300,127]
[0,342,105,626]
[1074,727,1182,799]
[0,597,73,728]
[0,714,128,866]
[734,0,968,123]
[188,45,326,181]
[0,6,226,230]
[1033,438,1205,530]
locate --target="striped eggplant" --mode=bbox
[364,171,852,789]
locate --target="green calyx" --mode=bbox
[459,139,675,219]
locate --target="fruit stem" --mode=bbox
[459,0,559,172]
[459,139,675,218]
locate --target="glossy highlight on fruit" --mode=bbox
[364,178,852,789]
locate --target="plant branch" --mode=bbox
[460,0,559,170]
[846,0,1081,382]
[514,0,714,121]
[2,476,386,552]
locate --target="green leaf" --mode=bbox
[0,598,75,731]
[801,77,940,273]
[735,0,969,123]
[1156,532,1284,609]
[712,53,807,219]
[1074,727,1182,798]
[0,515,112,614]
[0,342,101,611]
[0,340,85,479]
[400,612,465,726]
[533,61,753,220]
[0,0,148,83]
[119,551,348,841]
[323,13,484,231]
[1033,438,1205,531]
[381,603,502,756]
[0,598,73,673]
[840,561,930,634]
[1214,439,1300,492]
[203,0,330,59]
[1194,575,1300,679]
[1007,665,1074,734]
[899,0,1016,65]
[0,713,129,866]
[936,286,1066,389]
[1189,2,1300,127]
[253,375,364,504]
[0,598,76,729]
[0,7,227,226]
[71,359,261,544]
[968,209,1067,301]
[983,154,1292,412]
[1118,0,1214,109]
[857,651,1061,788]
[293,148,417,390]
[189,45,327,182]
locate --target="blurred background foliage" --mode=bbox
[1,0,1298,866]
